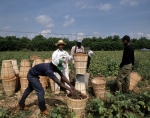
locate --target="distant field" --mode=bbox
[0,51,150,79]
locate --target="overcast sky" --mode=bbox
[0,0,150,40]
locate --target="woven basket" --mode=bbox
[1,60,15,79]
[91,77,106,98]
[129,72,142,90]
[49,78,55,92]
[74,53,88,74]
[39,76,48,90]
[20,78,28,94]
[66,95,88,117]
[2,77,16,96]
[32,59,43,67]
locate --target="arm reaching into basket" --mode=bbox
[46,62,76,95]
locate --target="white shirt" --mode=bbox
[88,50,93,57]
[52,49,72,72]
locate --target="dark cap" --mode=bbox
[122,35,130,42]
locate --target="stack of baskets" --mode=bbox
[19,59,31,94]
[1,60,17,96]
[73,53,88,74]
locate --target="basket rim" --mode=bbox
[73,53,88,56]
[91,77,106,84]
[66,94,88,102]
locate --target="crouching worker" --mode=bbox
[18,61,77,115]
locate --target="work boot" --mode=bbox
[17,104,29,110]
[41,109,49,115]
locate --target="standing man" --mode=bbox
[18,61,77,115]
[71,37,85,83]
[71,37,85,64]
[116,35,134,93]
[52,40,72,94]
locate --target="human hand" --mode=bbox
[70,86,75,91]
[69,89,78,98]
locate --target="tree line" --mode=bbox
[0,35,150,51]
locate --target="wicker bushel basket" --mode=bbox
[66,95,88,117]
[74,53,88,74]
[19,66,31,78]
[44,58,52,63]
[129,72,142,90]
[20,59,31,67]
[49,78,55,93]
[11,59,19,75]
[20,78,29,94]
[91,77,106,98]
[1,60,15,79]
[32,59,43,67]
[2,77,16,96]
[39,76,48,90]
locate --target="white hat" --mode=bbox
[52,59,63,70]
[55,40,67,46]
[76,37,82,43]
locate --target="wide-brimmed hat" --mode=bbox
[55,40,67,46]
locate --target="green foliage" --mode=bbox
[0,107,7,118]
[0,92,6,100]
[49,106,71,118]
[86,91,150,117]
[0,35,150,51]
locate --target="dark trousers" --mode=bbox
[19,73,46,111]
[87,56,91,70]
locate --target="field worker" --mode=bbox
[52,40,73,94]
[87,47,94,72]
[71,37,85,64]
[18,61,77,115]
[70,37,89,88]
[116,35,134,93]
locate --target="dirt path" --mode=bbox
[0,84,67,118]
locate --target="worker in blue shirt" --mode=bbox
[18,61,77,115]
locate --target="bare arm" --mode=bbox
[52,77,72,92]
[61,75,75,89]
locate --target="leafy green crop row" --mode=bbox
[86,91,150,118]
[0,51,150,79]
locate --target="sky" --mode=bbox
[0,0,150,40]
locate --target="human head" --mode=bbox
[55,40,66,50]
[122,35,130,46]
[76,37,82,48]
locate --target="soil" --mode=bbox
[0,76,149,117]
[0,83,67,118]
[67,91,87,99]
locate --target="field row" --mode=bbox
[0,51,150,79]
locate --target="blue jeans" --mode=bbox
[19,73,46,111]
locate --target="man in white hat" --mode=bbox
[71,37,84,62]
[52,40,72,94]
[70,37,89,88]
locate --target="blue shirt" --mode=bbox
[28,62,63,79]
